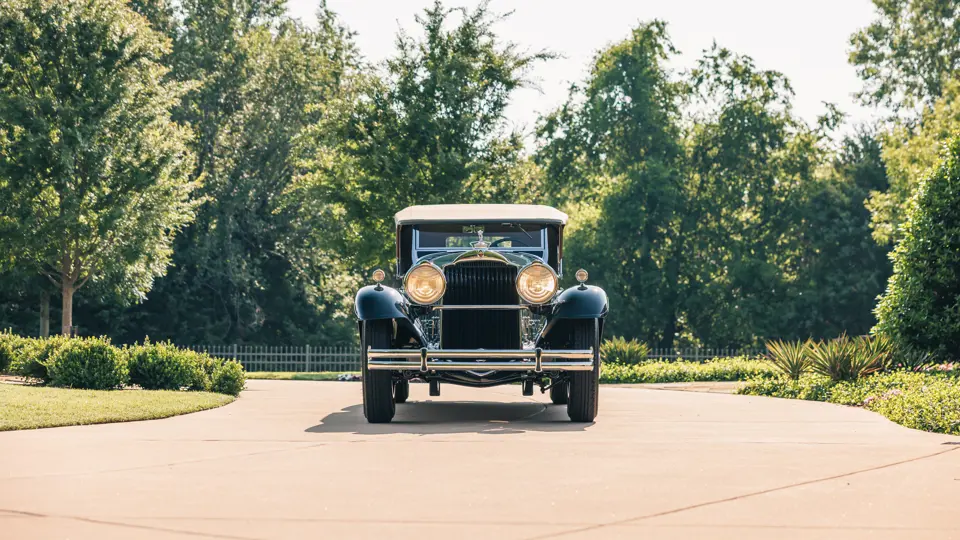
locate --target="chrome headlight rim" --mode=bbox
[403,261,446,305]
[515,261,559,305]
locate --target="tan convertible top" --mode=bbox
[395,204,567,225]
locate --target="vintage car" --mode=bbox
[355,204,608,423]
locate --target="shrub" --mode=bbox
[0,332,22,373]
[765,339,810,380]
[48,337,128,390]
[738,375,834,401]
[10,335,70,383]
[808,334,883,382]
[874,135,960,361]
[888,344,936,372]
[210,360,245,396]
[127,341,202,390]
[864,376,960,435]
[601,337,649,365]
[186,350,221,391]
[600,356,775,383]
[739,371,960,435]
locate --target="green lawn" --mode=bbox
[246,371,359,381]
[0,384,235,431]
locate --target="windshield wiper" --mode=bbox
[504,222,534,240]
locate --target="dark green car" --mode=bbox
[355,204,608,423]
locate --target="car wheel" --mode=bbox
[394,379,409,403]
[362,320,395,423]
[567,320,600,422]
[549,381,568,404]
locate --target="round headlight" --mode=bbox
[516,263,558,304]
[404,263,446,304]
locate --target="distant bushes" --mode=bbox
[1,334,244,396]
[739,371,960,435]
[748,330,960,435]
[601,357,776,384]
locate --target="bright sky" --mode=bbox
[287,0,882,138]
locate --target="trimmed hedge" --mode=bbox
[2,334,244,396]
[48,338,128,390]
[0,332,20,373]
[128,341,202,390]
[601,356,776,383]
[9,335,70,383]
[211,360,246,396]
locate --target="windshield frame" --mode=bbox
[411,223,549,263]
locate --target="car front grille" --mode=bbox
[441,261,520,349]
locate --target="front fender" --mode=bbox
[355,285,409,321]
[551,285,608,319]
[355,285,426,348]
[536,286,608,348]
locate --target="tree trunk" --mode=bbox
[61,282,74,336]
[40,291,50,337]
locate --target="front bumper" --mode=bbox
[366,348,595,372]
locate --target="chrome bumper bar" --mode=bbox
[366,347,595,372]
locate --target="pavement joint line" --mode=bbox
[0,442,328,482]
[524,445,960,540]
[0,508,262,540]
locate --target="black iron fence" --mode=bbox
[183,344,763,372]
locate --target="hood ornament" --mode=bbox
[470,230,489,256]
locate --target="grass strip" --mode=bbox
[0,384,234,431]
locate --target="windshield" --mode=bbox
[416,223,544,249]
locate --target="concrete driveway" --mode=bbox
[1,380,959,540]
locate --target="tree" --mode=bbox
[0,0,197,335]
[874,134,960,359]
[536,21,684,346]
[291,0,551,276]
[867,79,960,244]
[850,0,960,109]
[677,48,817,347]
[787,129,892,339]
[107,2,362,345]
[539,23,889,347]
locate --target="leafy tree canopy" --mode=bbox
[290,0,552,277]
[850,0,960,109]
[0,0,197,334]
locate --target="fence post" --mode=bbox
[232,343,238,362]
[306,344,311,372]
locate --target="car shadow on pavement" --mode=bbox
[306,401,592,435]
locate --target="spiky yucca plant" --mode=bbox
[765,339,810,380]
[855,334,894,371]
[600,337,649,365]
[809,334,884,382]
